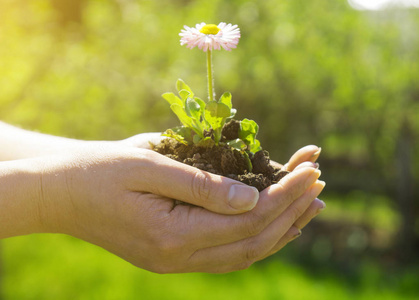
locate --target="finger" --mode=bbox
[186,181,325,273]
[131,150,259,214]
[285,145,321,171]
[258,226,302,261]
[260,197,326,260]
[169,167,321,250]
[258,167,321,216]
[280,225,302,245]
[294,198,325,229]
[294,161,319,171]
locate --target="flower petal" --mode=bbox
[179,22,240,52]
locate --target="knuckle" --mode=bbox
[244,211,266,237]
[273,178,305,209]
[289,204,306,220]
[155,236,183,257]
[149,224,184,256]
[149,238,185,274]
[276,180,295,202]
[235,261,254,271]
[243,239,264,263]
[191,171,213,203]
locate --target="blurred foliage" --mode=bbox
[2,234,418,300]
[1,0,418,299]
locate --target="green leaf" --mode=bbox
[172,126,194,144]
[219,92,237,119]
[205,101,231,144]
[195,97,210,129]
[205,101,231,128]
[170,103,192,127]
[249,139,262,153]
[196,136,215,148]
[176,79,194,98]
[162,127,195,144]
[162,92,182,106]
[219,92,232,110]
[185,98,205,137]
[243,151,253,172]
[227,138,247,151]
[195,97,206,113]
[239,118,262,153]
[179,89,191,103]
[185,98,201,120]
[192,134,202,144]
[239,118,259,145]
[161,129,187,145]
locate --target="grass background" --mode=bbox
[3,234,418,300]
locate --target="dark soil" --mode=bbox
[152,120,288,191]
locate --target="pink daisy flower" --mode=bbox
[179,22,241,52]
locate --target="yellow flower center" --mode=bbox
[199,24,220,35]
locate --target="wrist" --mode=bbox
[0,157,77,239]
[0,160,46,238]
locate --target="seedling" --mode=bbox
[161,22,262,171]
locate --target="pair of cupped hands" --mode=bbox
[23,133,325,274]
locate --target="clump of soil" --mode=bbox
[152,120,288,191]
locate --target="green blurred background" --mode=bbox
[0,0,418,299]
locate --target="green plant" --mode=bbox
[161,22,262,169]
[162,79,262,160]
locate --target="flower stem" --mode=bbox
[206,50,214,102]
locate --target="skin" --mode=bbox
[0,122,325,273]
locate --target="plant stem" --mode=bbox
[206,50,214,102]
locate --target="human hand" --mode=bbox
[0,123,325,273]
[31,140,324,274]
[120,135,326,266]
[121,134,326,232]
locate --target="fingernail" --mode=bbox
[295,161,318,170]
[228,185,259,211]
[305,169,321,187]
[317,199,326,213]
[291,229,302,241]
[312,147,322,158]
[310,180,326,198]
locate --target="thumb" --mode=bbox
[142,152,259,214]
[120,132,164,149]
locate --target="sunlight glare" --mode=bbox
[349,0,419,10]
